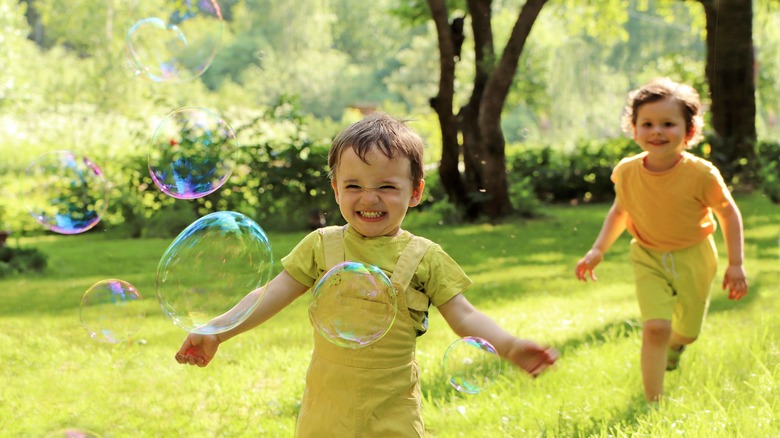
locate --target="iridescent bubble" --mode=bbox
[156,211,273,334]
[309,261,398,349]
[80,279,146,344]
[125,0,222,83]
[442,336,502,394]
[21,150,109,234]
[45,428,102,438]
[149,107,237,199]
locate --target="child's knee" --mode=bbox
[642,319,672,344]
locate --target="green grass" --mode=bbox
[1,194,778,437]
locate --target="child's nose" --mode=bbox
[361,188,381,202]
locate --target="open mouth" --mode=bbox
[358,211,385,219]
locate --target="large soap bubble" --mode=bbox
[308,261,398,349]
[126,0,223,83]
[156,211,273,334]
[148,106,237,199]
[21,150,109,234]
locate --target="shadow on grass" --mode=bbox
[556,318,642,355]
[539,392,652,437]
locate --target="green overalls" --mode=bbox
[295,226,433,437]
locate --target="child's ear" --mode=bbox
[331,178,341,204]
[409,179,425,207]
[685,125,696,142]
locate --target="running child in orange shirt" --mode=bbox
[574,78,748,402]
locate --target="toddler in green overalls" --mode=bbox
[176,112,558,436]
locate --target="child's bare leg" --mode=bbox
[641,319,672,402]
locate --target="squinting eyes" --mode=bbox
[345,186,397,191]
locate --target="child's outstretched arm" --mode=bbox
[438,294,558,377]
[575,200,628,282]
[711,199,748,300]
[175,270,308,367]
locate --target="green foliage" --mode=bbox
[111,100,339,235]
[757,140,780,203]
[142,202,200,239]
[507,175,541,218]
[0,243,47,277]
[508,137,636,204]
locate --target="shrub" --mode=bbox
[110,99,341,235]
[0,245,47,277]
[757,141,780,203]
[507,137,635,205]
[142,202,201,239]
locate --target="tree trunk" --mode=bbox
[427,0,469,211]
[428,0,546,219]
[697,0,757,185]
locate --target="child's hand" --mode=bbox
[575,249,603,282]
[175,333,220,367]
[506,339,558,378]
[722,265,748,300]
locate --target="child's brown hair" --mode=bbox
[328,112,425,186]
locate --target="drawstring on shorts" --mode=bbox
[661,252,679,278]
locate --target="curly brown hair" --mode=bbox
[621,77,705,148]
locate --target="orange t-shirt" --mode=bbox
[612,151,733,251]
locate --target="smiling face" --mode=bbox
[632,98,695,169]
[331,146,424,237]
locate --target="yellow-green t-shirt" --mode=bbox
[281,225,472,331]
[612,151,733,251]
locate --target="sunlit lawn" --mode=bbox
[1,193,778,437]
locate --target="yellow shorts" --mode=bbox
[629,235,718,338]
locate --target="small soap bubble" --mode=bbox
[309,261,398,349]
[442,336,502,394]
[80,279,146,344]
[45,428,102,438]
[21,150,108,234]
[156,211,273,334]
[148,106,237,199]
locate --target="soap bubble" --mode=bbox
[45,428,102,438]
[21,150,108,234]
[442,336,502,394]
[80,279,146,344]
[126,0,223,82]
[148,106,237,199]
[156,211,273,334]
[309,261,397,349]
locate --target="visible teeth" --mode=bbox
[360,211,383,218]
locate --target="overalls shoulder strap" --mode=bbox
[390,234,434,313]
[318,225,346,270]
[317,227,434,313]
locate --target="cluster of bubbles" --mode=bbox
[20,1,244,350]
